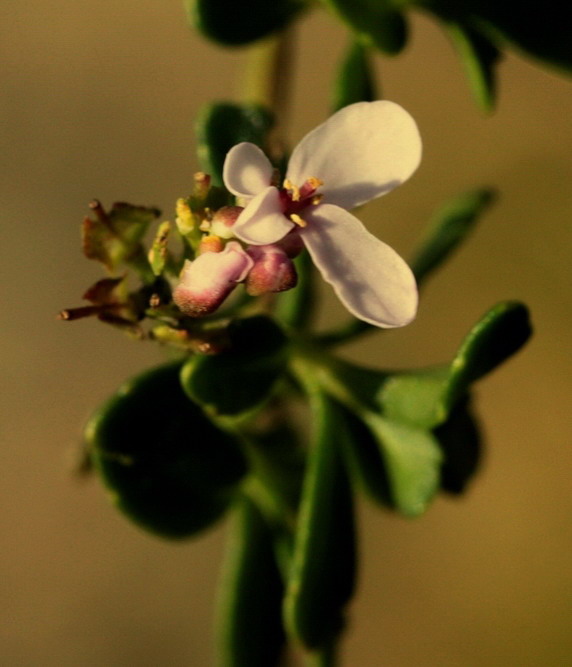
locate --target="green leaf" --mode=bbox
[379,301,532,428]
[331,40,377,111]
[421,0,572,74]
[283,391,356,649]
[444,21,501,112]
[337,403,393,507]
[180,316,289,416]
[216,497,286,667]
[363,413,443,517]
[434,396,482,495]
[411,188,497,285]
[195,103,275,186]
[186,0,305,46]
[320,0,408,54]
[87,362,248,539]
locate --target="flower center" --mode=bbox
[279,177,324,227]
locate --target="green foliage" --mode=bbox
[319,0,408,54]
[443,21,501,112]
[86,362,248,538]
[180,316,289,416]
[331,40,378,111]
[195,102,275,186]
[379,301,532,428]
[283,391,356,649]
[411,188,497,285]
[186,0,306,46]
[216,497,286,667]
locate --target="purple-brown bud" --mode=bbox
[245,245,298,296]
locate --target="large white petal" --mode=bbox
[287,101,422,210]
[233,186,295,245]
[223,142,274,198]
[301,204,418,328]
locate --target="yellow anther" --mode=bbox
[307,177,324,189]
[283,178,301,202]
[311,194,324,206]
[199,219,211,232]
[289,213,307,228]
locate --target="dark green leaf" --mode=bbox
[283,391,356,648]
[320,0,408,54]
[186,0,305,46]
[331,40,377,111]
[363,413,442,517]
[434,396,482,495]
[422,0,572,73]
[87,362,248,539]
[411,188,497,285]
[216,497,286,667]
[337,404,393,507]
[195,103,275,186]
[444,21,501,111]
[180,316,289,416]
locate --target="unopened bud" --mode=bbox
[198,234,225,254]
[210,206,243,239]
[173,242,254,317]
[246,245,298,296]
[175,198,195,235]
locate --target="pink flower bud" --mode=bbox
[173,242,254,317]
[245,245,298,296]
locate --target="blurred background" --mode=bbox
[1,1,571,665]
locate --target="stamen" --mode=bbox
[311,194,324,206]
[289,213,307,228]
[199,219,210,231]
[283,178,301,202]
[307,177,324,189]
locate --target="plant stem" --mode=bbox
[304,641,338,667]
[242,27,296,145]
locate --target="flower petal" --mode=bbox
[287,101,422,210]
[301,204,418,328]
[223,142,274,198]
[233,186,295,245]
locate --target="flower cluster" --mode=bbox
[175,100,422,327]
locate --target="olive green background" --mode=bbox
[1,2,571,665]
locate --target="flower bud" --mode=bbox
[245,245,298,296]
[173,242,254,317]
[210,206,243,239]
[198,234,224,254]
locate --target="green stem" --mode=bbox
[304,641,338,667]
[242,28,296,137]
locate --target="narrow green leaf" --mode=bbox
[444,21,501,112]
[180,316,289,416]
[186,0,305,46]
[87,362,248,539]
[443,300,532,409]
[411,188,497,285]
[363,413,443,517]
[195,103,274,186]
[283,391,356,649]
[331,40,377,112]
[320,0,408,54]
[216,497,286,667]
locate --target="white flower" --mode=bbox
[222,101,422,328]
